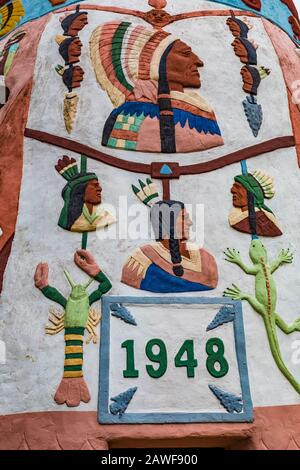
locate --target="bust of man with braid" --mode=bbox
[122,196,218,293]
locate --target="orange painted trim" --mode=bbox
[0,16,49,292]
[262,19,300,167]
[1,404,300,449]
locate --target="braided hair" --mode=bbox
[247,190,258,237]
[150,200,185,277]
[157,42,177,153]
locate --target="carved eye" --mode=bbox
[180,49,191,57]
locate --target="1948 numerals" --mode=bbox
[121,338,229,379]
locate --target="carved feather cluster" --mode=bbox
[252,170,275,199]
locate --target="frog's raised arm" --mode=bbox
[41,286,67,309]
[89,271,112,306]
[34,263,67,308]
[73,249,112,306]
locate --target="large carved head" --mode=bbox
[90,21,204,107]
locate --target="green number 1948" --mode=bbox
[121,338,229,379]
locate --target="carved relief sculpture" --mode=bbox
[56,155,116,233]
[90,21,224,153]
[55,5,88,133]
[224,239,300,394]
[227,12,270,137]
[281,0,300,40]
[34,250,112,407]
[229,170,282,237]
[122,180,218,292]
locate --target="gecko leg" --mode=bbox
[276,314,300,334]
[224,284,265,316]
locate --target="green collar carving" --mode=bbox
[82,204,99,225]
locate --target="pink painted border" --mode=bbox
[1,404,300,450]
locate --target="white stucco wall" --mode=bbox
[1,0,300,415]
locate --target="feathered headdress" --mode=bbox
[132,179,160,207]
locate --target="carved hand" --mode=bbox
[224,248,243,266]
[278,248,293,265]
[224,284,247,301]
[34,263,49,290]
[74,249,100,277]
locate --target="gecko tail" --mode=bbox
[54,377,91,407]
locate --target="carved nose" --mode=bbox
[193,54,204,67]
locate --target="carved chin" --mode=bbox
[184,78,201,88]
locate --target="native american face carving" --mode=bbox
[229,172,282,237]
[90,21,224,154]
[166,41,204,90]
[84,179,102,206]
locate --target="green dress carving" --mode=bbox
[224,239,300,394]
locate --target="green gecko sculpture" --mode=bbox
[224,239,300,394]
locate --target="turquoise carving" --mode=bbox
[110,387,138,417]
[110,303,137,326]
[209,385,243,413]
[207,306,236,331]
[243,96,263,137]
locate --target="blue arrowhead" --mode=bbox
[110,387,138,417]
[207,306,235,331]
[160,164,173,175]
[209,385,243,414]
[110,303,137,326]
